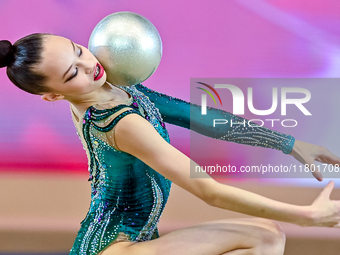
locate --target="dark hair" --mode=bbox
[0,33,51,95]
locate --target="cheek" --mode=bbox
[72,78,92,93]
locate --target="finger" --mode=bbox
[312,170,323,182]
[317,149,340,166]
[319,180,335,199]
[315,157,323,163]
[306,161,323,182]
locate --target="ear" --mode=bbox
[41,93,64,102]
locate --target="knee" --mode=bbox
[258,219,286,246]
[257,220,286,255]
[251,218,285,237]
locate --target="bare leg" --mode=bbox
[100,217,286,255]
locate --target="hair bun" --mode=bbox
[0,40,14,68]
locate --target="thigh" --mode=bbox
[100,217,285,255]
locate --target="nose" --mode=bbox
[79,59,94,74]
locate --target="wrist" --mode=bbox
[295,205,315,227]
[288,140,296,155]
[288,139,301,159]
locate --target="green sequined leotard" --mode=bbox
[69,84,295,255]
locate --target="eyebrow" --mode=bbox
[62,40,76,81]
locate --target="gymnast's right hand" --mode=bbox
[307,181,340,228]
[289,140,340,182]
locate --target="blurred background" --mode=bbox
[0,0,340,254]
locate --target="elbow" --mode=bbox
[190,179,222,207]
[198,185,219,207]
[203,192,219,207]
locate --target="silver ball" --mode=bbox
[88,12,162,86]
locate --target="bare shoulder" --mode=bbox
[114,112,169,157]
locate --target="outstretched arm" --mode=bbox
[136,84,340,181]
[136,84,295,154]
[113,113,340,228]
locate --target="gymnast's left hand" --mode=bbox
[289,140,340,182]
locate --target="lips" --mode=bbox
[94,63,104,81]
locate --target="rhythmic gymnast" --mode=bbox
[1,33,340,255]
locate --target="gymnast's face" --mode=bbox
[37,35,107,102]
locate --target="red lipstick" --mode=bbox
[94,63,104,81]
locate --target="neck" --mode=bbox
[68,82,118,120]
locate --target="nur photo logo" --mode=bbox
[196,82,223,114]
[195,80,312,128]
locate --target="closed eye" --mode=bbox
[65,46,82,82]
[78,46,83,57]
[65,67,78,82]
[64,40,81,83]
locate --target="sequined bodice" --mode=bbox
[70,85,172,255]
